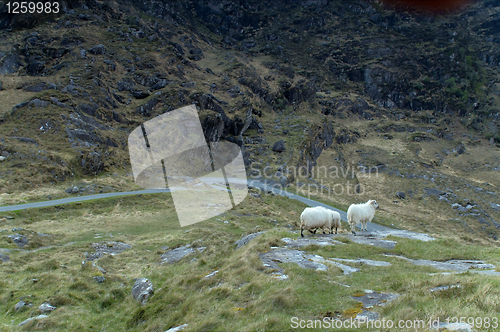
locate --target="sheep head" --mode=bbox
[368,200,379,209]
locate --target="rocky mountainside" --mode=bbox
[0,0,499,240]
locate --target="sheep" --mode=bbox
[324,210,342,235]
[347,200,379,235]
[300,206,341,237]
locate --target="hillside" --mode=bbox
[0,0,500,330]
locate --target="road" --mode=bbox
[0,179,387,232]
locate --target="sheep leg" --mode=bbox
[301,228,304,237]
[312,229,317,234]
[335,227,337,234]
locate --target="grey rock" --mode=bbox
[203,270,219,279]
[235,231,265,249]
[348,235,397,249]
[396,191,405,199]
[260,248,329,277]
[430,284,461,292]
[117,81,133,92]
[24,83,46,92]
[29,99,49,108]
[19,315,48,326]
[388,256,495,272]
[94,276,105,283]
[0,156,5,162]
[281,237,345,248]
[166,324,189,332]
[130,89,150,99]
[79,104,97,117]
[38,302,56,313]
[103,60,116,70]
[0,253,10,262]
[352,291,400,310]
[272,140,286,153]
[356,309,380,321]
[15,301,26,310]
[136,98,158,116]
[131,278,153,304]
[370,230,435,242]
[424,188,446,196]
[160,246,197,263]
[455,144,466,154]
[85,242,132,261]
[152,79,168,90]
[0,54,21,74]
[88,44,106,55]
[491,203,500,211]
[12,101,30,112]
[26,60,45,75]
[7,234,29,248]
[331,258,391,267]
[181,82,196,89]
[131,30,145,38]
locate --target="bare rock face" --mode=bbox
[131,278,154,304]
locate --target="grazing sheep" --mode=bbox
[300,206,340,237]
[347,200,379,234]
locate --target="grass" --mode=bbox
[1,191,500,331]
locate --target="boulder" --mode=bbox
[94,276,105,283]
[272,140,286,153]
[79,104,97,117]
[0,54,21,74]
[136,98,158,116]
[26,60,45,76]
[15,301,26,311]
[7,234,29,247]
[29,99,49,108]
[424,188,446,196]
[38,302,56,313]
[131,278,154,304]
[130,89,150,99]
[88,44,106,55]
[235,231,265,249]
[117,81,133,92]
[396,191,405,199]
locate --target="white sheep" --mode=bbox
[347,200,379,234]
[324,210,341,235]
[300,206,341,237]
